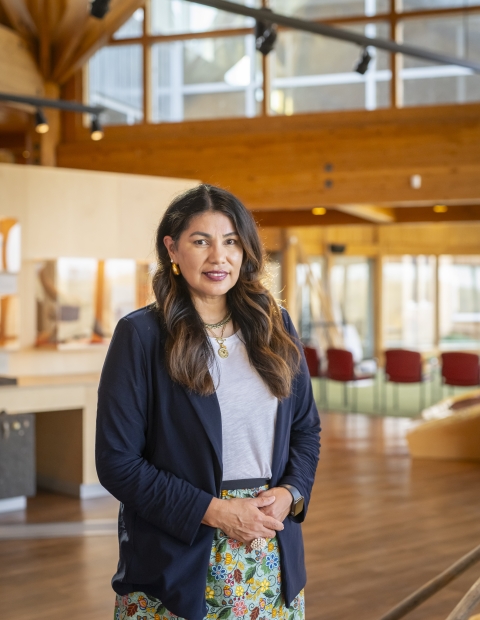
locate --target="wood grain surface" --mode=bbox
[57,104,480,211]
[1,412,480,620]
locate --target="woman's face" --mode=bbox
[164,211,244,304]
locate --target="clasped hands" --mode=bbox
[202,487,292,545]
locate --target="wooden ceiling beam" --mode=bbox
[47,0,69,41]
[0,5,10,28]
[37,0,51,78]
[52,0,91,82]
[24,0,68,79]
[253,210,369,227]
[252,206,480,228]
[0,0,37,42]
[395,205,480,223]
[57,103,480,210]
[56,0,144,85]
[335,205,396,223]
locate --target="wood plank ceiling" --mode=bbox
[0,0,143,162]
[0,0,143,87]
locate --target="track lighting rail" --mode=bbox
[0,92,105,139]
[185,0,480,73]
[0,93,104,116]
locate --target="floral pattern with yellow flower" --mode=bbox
[114,486,304,620]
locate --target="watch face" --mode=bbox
[292,497,304,517]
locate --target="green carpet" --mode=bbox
[312,370,474,417]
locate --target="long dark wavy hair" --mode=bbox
[152,184,300,399]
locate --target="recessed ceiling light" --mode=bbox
[312,207,327,215]
[433,205,448,213]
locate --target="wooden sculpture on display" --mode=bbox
[407,390,480,462]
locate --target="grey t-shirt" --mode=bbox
[208,332,278,481]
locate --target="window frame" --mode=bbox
[88,0,480,123]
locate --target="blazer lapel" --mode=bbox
[157,319,223,480]
[183,387,223,478]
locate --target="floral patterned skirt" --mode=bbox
[114,485,305,620]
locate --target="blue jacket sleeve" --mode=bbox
[95,318,214,546]
[279,309,321,523]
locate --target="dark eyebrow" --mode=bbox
[189,231,238,238]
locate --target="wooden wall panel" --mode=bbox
[260,222,480,255]
[0,24,43,96]
[378,222,480,255]
[57,104,480,211]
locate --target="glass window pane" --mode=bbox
[274,83,364,113]
[151,36,262,122]
[401,15,480,106]
[184,92,256,120]
[383,256,436,350]
[270,24,390,114]
[401,0,476,11]
[151,0,259,35]
[403,15,480,67]
[297,257,326,343]
[403,75,480,105]
[331,257,374,359]
[183,37,257,84]
[439,256,480,350]
[89,45,143,125]
[113,8,144,39]
[270,0,389,19]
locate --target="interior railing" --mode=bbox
[446,575,480,620]
[376,543,480,620]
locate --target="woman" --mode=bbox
[96,184,320,620]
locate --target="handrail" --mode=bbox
[445,575,480,620]
[376,543,480,620]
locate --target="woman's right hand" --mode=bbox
[202,495,284,544]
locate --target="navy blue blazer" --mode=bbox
[96,305,320,620]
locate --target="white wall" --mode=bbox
[0,163,199,261]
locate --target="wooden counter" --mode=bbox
[1,374,103,502]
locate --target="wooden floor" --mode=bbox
[1,412,480,620]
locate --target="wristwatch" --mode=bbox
[279,484,304,517]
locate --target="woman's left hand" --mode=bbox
[257,487,292,522]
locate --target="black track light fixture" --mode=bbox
[354,48,372,74]
[255,8,277,56]
[90,0,111,19]
[90,116,104,141]
[35,109,49,134]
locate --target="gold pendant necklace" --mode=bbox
[206,314,231,359]
[203,311,232,330]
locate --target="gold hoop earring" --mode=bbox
[171,261,181,276]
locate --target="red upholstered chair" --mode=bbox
[440,352,480,393]
[303,345,323,405]
[303,345,321,378]
[326,348,376,411]
[383,349,427,412]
